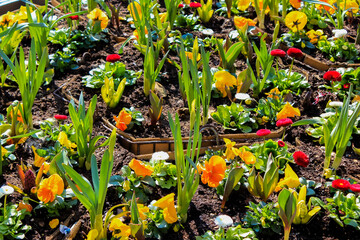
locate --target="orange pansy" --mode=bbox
[114,109,132,131]
[129,158,154,177]
[200,156,226,188]
[37,174,64,204]
[276,102,301,120]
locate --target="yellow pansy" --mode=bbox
[266,87,281,100]
[0,12,16,27]
[109,218,131,239]
[275,164,300,191]
[285,11,307,32]
[276,102,301,120]
[235,147,256,164]
[234,16,256,29]
[214,71,237,98]
[87,8,109,29]
[58,132,77,149]
[340,0,359,15]
[306,29,325,44]
[237,0,251,11]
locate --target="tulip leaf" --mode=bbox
[221,167,244,209]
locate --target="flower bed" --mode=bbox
[1,0,360,240]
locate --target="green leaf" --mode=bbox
[221,167,244,209]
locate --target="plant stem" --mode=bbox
[287,58,294,81]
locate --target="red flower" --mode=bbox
[54,115,67,120]
[350,184,360,192]
[323,71,342,82]
[332,179,351,191]
[67,13,79,20]
[276,118,293,127]
[189,2,202,8]
[256,129,271,137]
[287,48,303,58]
[343,83,350,89]
[278,140,285,147]
[106,54,121,63]
[270,49,286,58]
[178,3,184,8]
[293,151,309,167]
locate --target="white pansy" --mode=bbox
[214,214,233,228]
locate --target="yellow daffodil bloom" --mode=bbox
[87,8,109,29]
[32,146,49,168]
[214,71,237,98]
[224,138,237,160]
[129,158,154,177]
[128,1,142,21]
[58,132,77,149]
[275,164,300,191]
[237,0,251,11]
[285,11,307,32]
[276,102,301,120]
[153,193,178,224]
[234,16,256,29]
[109,218,131,239]
[185,52,201,61]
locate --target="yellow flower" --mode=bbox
[236,147,256,164]
[0,12,16,27]
[276,102,301,120]
[128,1,142,21]
[237,0,251,11]
[285,11,307,32]
[42,162,50,174]
[234,16,256,29]
[49,219,59,229]
[214,71,237,98]
[340,0,359,15]
[138,204,149,220]
[87,229,98,240]
[289,0,301,9]
[224,138,236,160]
[306,29,325,44]
[129,158,154,177]
[185,52,201,61]
[316,0,336,14]
[1,146,7,159]
[37,174,64,204]
[58,132,77,149]
[153,193,178,224]
[87,8,109,29]
[266,87,281,100]
[251,0,270,14]
[159,12,167,23]
[184,0,191,4]
[16,6,29,24]
[133,27,148,40]
[353,95,360,103]
[32,146,49,168]
[275,164,300,191]
[109,218,131,239]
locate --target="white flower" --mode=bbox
[148,200,158,211]
[214,215,233,228]
[329,101,343,108]
[151,151,169,162]
[202,29,214,36]
[320,112,335,118]
[329,29,347,40]
[235,93,251,101]
[0,185,14,196]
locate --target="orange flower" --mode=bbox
[133,27,148,40]
[200,156,226,188]
[129,158,154,177]
[236,147,256,165]
[234,16,256,29]
[37,174,64,204]
[114,109,132,131]
[17,201,32,212]
[276,102,301,120]
[266,87,281,100]
[289,0,301,9]
[315,0,336,14]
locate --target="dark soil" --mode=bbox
[1,2,360,240]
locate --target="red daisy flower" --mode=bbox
[106,54,121,63]
[189,2,202,8]
[178,3,184,8]
[332,179,351,191]
[323,71,342,82]
[350,184,360,192]
[67,13,79,20]
[293,151,309,167]
[276,118,293,127]
[343,83,350,89]
[256,129,271,137]
[278,140,285,147]
[270,49,286,58]
[54,115,68,120]
[287,48,303,58]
